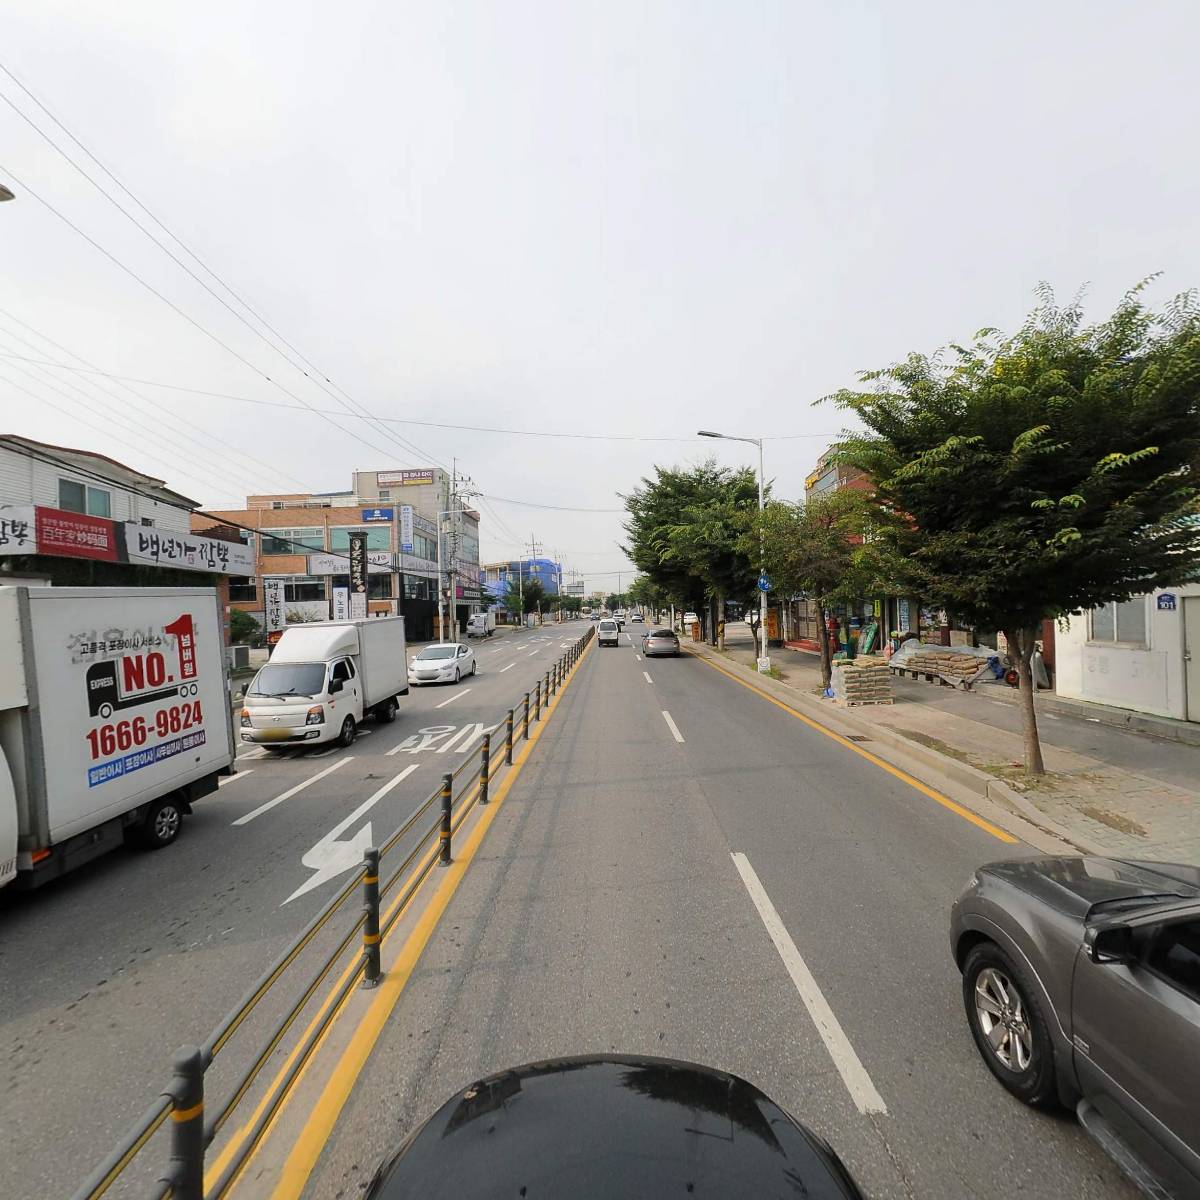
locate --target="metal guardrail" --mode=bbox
[70,625,595,1200]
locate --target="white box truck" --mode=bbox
[465,612,496,638]
[239,616,407,750]
[0,586,236,891]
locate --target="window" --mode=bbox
[331,573,394,599]
[403,575,432,599]
[1090,598,1148,647]
[1145,918,1200,1000]
[329,526,390,551]
[262,528,324,555]
[378,490,390,500]
[59,478,111,517]
[229,576,257,602]
[282,576,325,602]
[271,501,285,510]
[330,659,353,684]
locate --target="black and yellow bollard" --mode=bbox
[162,1045,205,1200]
[506,708,514,764]
[361,847,382,988]
[534,680,541,721]
[480,733,491,805]
[439,773,453,865]
[523,692,530,739]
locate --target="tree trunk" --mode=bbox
[1004,626,1046,774]
[818,606,833,691]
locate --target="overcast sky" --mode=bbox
[2,2,1198,590]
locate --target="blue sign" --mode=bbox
[758,572,771,592]
[361,507,393,522]
[1157,593,1177,611]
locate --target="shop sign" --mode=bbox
[332,587,350,620]
[37,507,118,562]
[361,507,393,522]
[307,551,391,575]
[263,579,286,632]
[399,505,414,553]
[349,532,368,619]
[378,469,434,487]
[124,526,254,574]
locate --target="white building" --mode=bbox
[0,434,195,531]
[1055,585,1200,724]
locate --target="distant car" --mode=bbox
[616,613,626,629]
[630,613,644,623]
[643,628,680,658]
[597,619,620,647]
[951,856,1200,1198]
[682,611,698,629]
[408,643,476,685]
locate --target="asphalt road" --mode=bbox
[0,621,582,1200]
[304,626,1138,1200]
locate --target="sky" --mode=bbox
[2,1,1198,593]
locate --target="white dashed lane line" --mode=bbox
[661,711,685,742]
[643,671,653,684]
[435,688,472,709]
[232,757,353,826]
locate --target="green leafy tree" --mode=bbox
[832,282,1200,772]
[746,492,897,689]
[623,461,762,648]
[229,608,261,645]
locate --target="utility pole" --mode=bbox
[527,534,542,626]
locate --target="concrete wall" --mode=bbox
[1056,583,1200,720]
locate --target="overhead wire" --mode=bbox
[0,322,289,499]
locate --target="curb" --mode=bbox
[685,641,1107,856]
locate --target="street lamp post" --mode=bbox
[698,430,769,671]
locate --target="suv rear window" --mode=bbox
[599,621,617,630]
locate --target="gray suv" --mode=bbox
[951,856,1200,1199]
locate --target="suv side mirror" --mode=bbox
[329,677,344,694]
[1086,924,1134,965]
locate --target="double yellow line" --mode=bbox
[207,637,594,1199]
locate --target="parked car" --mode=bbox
[408,643,476,685]
[643,628,681,658]
[951,856,1200,1198]
[597,619,620,647]
[682,611,699,630]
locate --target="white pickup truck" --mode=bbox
[239,617,408,749]
[0,586,236,891]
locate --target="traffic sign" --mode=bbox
[758,572,771,592]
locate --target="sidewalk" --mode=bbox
[697,627,1200,865]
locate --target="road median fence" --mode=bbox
[71,625,596,1200]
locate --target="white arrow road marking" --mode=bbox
[218,770,253,786]
[731,852,887,1115]
[283,765,419,904]
[435,688,472,709]
[232,758,352,826]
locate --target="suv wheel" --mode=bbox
[962,942,1058,1107]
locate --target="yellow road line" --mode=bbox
[205,645,591,1194]
[211,641,592,1200]
[687,649,1017,844]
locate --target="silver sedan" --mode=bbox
[642,628,681,658]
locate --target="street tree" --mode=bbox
[503,577,547,617]
[623,461,762,648]
[832,282,1200,772]
[229,608,261,645]
[745,492,897,690]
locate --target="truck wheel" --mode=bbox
[138,796,183,850]
[338,716,357,747]
[375,698,398,724]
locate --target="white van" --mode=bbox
[597,619,620,647]
[241,617,407,749]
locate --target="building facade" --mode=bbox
[0,435,251,644]
[1054,586,1200,723]
[481,557,563,606]
[199,467,484,642]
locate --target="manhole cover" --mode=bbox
[845,734,871,742]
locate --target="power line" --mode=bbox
[479,492,624,513]
[0,65,455,477]
[0,321,290,498]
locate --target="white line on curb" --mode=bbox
[661,711,684,742]
[232,758,352,826]
[731,852,887,1115]
[436,688,472,709]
